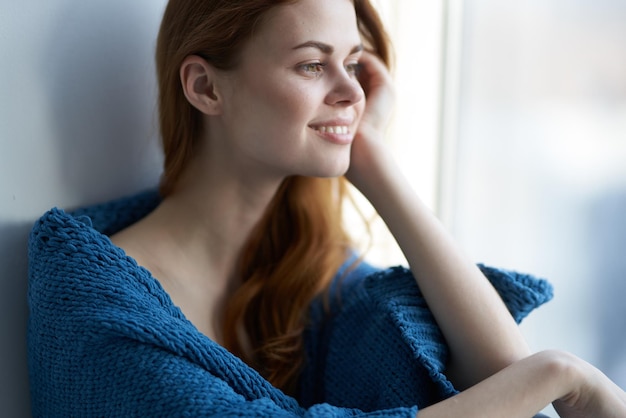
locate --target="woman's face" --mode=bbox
[214,0,365,181]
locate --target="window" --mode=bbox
[453,0,626,390]
[349,1,446,266]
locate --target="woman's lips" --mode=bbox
[309,119,355,145]
[310,124,353,145]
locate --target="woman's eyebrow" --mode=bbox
[292,41,363,55]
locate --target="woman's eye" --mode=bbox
[297,61,361,78]
[345,63,362,77]
[299,62,325,76]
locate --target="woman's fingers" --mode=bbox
[356,51,395,134]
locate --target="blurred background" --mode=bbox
[450,0,626,391]
[1,0,625,416]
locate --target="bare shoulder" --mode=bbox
[109,214,169,279]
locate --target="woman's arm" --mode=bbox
[348,52,626,417]
[419,350,626,418]
[349,52,530,389]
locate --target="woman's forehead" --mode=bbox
[252,0,361,53]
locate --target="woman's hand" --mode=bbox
[346,50,396,192]
[354,50,395,141]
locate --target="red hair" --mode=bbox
[155,0,391,394]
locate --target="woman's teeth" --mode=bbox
[315,126,349,134]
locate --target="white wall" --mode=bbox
[0,1,167,416]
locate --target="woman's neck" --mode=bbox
[156,164,283,288]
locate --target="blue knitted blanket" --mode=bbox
[27,190,553,417]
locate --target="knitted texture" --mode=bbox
[27,190,553,417]
[300,264,554,411]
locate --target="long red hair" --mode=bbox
[155,0,391,394]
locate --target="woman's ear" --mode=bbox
[180,55,223,115]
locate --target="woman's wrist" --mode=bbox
[346,134,402,203]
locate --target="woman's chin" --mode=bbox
[319,161,351,179]
[293,154,351,179]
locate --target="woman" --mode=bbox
[27,0,626,416]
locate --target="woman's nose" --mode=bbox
[325,70,365,106]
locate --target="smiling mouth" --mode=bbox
[311,125,350,135]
